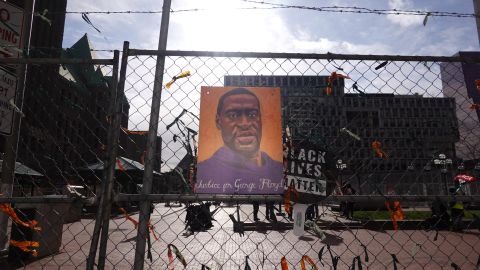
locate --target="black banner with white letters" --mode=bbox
[284,141,335,203]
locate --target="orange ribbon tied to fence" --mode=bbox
[326,71,350,96]
[119,207,139,228]
[118,208,158,240]
[0,204,41,231]
[284,186,299,215]
[372,140,388,160]
[385,201,405,231]
[10,240,40,257]
[281,256,289,270]
[300,255,319,270]
[469,103,480,110]
[167,244,187,270]
[121,127,148,135]
[148,221,159,241]
[166,71,191,89]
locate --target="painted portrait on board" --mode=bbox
[195,87,283,194]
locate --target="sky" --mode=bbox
[63,0,480,56]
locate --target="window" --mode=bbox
[267,77,273,86]
[353,99,358,107]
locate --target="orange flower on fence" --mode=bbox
[0,204,41,231]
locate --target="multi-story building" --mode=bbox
[14,34,130,194]
[225,75,460,195]
[1,0,69,193]
[441,52,480,162]
[0,1,164,196]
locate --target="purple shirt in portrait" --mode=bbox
[196,146,284,194]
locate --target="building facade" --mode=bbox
[14,34,131,194]
[441,52,480,162]
[225,75,460,195]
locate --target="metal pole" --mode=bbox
[86,167,111,268]
[0,0,34,250]
[442,172,449,195]
[86,49,122,270]
[97,50,122,269]
[474,0,480,46]
[339,169,343,189]
[356,174,362,195]
[133,0,171,268]
[441,159,450,196]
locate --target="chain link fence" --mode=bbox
[0,48,480,269]
[0,55,120,269]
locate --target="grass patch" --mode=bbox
[353,210,480,220]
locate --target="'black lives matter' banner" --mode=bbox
[284,141,334,203]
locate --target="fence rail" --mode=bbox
[129,49,480,62]
[2,194,480,204]
[115,194,480,203]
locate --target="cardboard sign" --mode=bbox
[284,175,326,196]
[284,141,334,203]
[0,66,17,135]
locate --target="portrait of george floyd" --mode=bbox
[195,86,284,194]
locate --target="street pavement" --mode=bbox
[14,204,480,269]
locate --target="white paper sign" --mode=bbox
[0,66,17,135]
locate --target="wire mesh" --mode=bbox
[112,51,480,269]
[2,51,480,269]
[0,57,120,269]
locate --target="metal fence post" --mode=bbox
[474,0,480,46]
[96,49,123,269]
[86,50,121,270]
[133,0,172,268]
